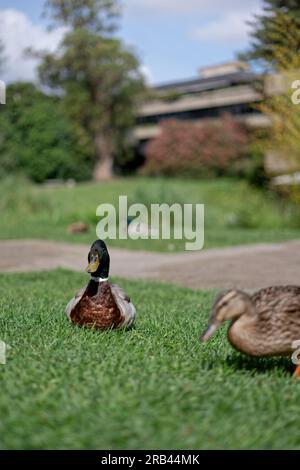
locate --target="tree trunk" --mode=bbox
[93,132,114,181]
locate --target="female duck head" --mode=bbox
[86,239,110,279]
[200,289,253,342]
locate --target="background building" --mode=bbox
[134,61,270,162]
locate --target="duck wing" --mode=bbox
[252,286,300,318]
[65,286,87,320]
[251,286,300,351]
[110,283,136,328]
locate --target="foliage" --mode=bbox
[242,6,300,206]
[128,182,185,209]
[0,82,92,182]
[0,176,299,251]
[0,175,55,214]
[142,115,249,178]
[252,13,300,187]
[38,0,145,180]
[160,90,182,102]
[240,0,300,69]
[243,141,269,188]
[43,0,120,33]
[259,73,300,165]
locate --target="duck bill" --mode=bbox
[85,259,100,273]
[200,320,220,342]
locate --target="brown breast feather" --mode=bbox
[70,281,124,330]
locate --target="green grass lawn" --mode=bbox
[0,176,299,251]
[0,270,299,450]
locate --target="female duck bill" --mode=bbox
[200,320,220,342]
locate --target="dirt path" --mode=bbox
[0,239,299,290]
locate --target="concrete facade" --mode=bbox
[134,62,271,144]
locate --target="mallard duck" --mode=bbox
[200,287,300,378]
[65,240,136,330]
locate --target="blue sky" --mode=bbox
[0,0,263,84]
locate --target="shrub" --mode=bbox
[0,175,54,214]
[142,114,250,178]
[241,141,269,188]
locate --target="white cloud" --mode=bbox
[126,0,262,47]
[0,9,65,83]
[139,64,153,84]
[191,11,257,45]
[126,0,261,16]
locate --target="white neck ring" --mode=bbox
[91,276,109,283]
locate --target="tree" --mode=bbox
[0,82,92,182]
[43,0,120,33]
[240,0,300,69]
[241,3,300,164]
[38,0,145,180]
[251,12,300,199]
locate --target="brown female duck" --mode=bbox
[65,240,136,330]
[200,286,300,377]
